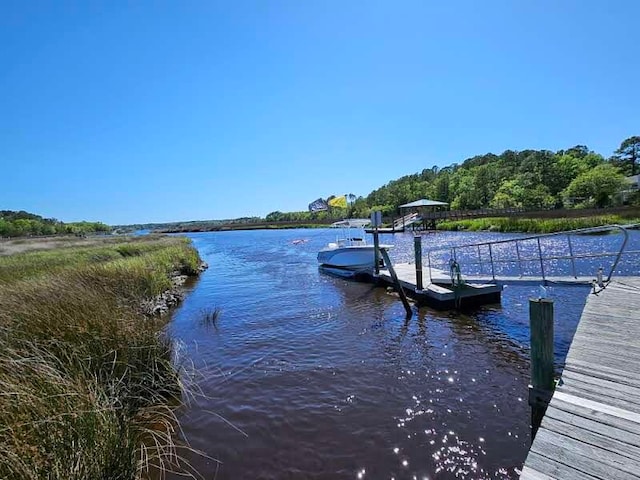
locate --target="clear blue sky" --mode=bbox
[1,1,638,224]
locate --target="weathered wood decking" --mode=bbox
[521,278,640,479]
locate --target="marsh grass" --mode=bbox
[436,215,640,233]
[0,236,202,479]
[0,235,196,284]
[199,307,221,328]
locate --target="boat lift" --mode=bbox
[372,224,639,313]
[423,224,638,287]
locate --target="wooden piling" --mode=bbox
[371,211,381,276]
[528,298,554,439]
[379,248,412,318]
[414,235,423,291]
[373,229,380,276]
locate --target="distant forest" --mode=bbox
[265,136,639,222]
[0,210,110,238]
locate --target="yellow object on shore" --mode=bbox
[328,195,347,208]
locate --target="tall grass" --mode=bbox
[0,236,202,479]
[436,215,640,234]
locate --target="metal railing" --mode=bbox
[422,207,526,220]
[424,224,637,284]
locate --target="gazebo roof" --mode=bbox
[399,199,449,208]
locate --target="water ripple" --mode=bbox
[167,229,640,479]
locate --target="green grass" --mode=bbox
[436,215,640,234]
[0,235,203,479]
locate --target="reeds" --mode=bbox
[0,236,202,479]
[199,307,221,328]
[436,215,640,233]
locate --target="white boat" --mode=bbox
[317,219,393,277]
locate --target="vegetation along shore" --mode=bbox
[436,214,640,234]
[113,137,640,236]
[0,210,110,238]
[0,235,206,479]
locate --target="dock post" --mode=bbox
[529,298,555,440]
[379,247,412,318]
[414,235,423,291]
[373,230,380,275]
[372,211,382,276]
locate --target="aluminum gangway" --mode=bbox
[392,212,422,231]
[366,212,423,233]
[418,224,639,287]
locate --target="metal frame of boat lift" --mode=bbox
[423,224,638,286]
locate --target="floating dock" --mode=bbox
[369,224,635,308]
[374,261,598,310]
[375,265,502,309]
[521,278,640,479]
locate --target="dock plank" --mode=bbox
[564,361,640,387]
[521,278,640,478]
[519,466,556,480]
[523,451,601,480]
[531,428,640,479]
[560,370,640,402]
[543,410,640,459]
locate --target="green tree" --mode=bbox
[450,172,480,210]
[612,136,640,176]
[285,143,630,217]
[0,219,8,237]
[557,145,589,158]
[562,164,626,208]
[491,178,554,209]
[433,172,451,203]
[491,179,526,208]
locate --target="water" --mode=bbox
[167,229,640,480]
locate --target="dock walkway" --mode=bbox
[521,278,640,479]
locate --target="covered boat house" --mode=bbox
[398,199,449,230]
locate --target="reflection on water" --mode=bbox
[167,229,640,479]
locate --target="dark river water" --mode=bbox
[167,228,639,480]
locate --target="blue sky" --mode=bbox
[1,1,639,224]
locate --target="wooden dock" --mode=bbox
[374,261,598,309]
[376,263,503,308]
[521,278,640,479]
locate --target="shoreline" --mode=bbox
[154,214,640,235]
[434,215,639,234]
[142,260,208,316]
[157,222,331,233]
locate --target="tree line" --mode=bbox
[0,210,111,238]
[266,136,639,222]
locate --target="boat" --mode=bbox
[317,219,393,278]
